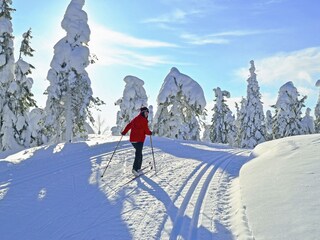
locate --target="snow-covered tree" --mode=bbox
[28,108,46,147]
[202,124,211,142]
[148,105,154,128]
[315,80,320,133]
[111,75,148,136]
[6,29,37,148]
[301,107,315,134]
[0,0,17,151]
[235,97,246,147]
[209,87,236,145]
[265,110,273,140]
[44,0,103,143]
[272,81,306,139]
[238,60,266,148]
[153,67,206,141]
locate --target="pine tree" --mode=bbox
[148,105,154,128]
[265,110,273,140]
[209,87,236,145]
[315,80,320,133]
[153,67,206,141]
[28,108,46,146]
[301,107,315,134]
[239,60,266,148]
[0,0,16,151]
[44,0,103,143]
[235,97,246,147]
[202,124,211,142]
[8,29,37,148]
[111,75,148,136]
[272,81,306,139]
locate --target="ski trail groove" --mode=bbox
[158,155,221,239]
[164,149,240,240]
[187,152,236,240]
[170,151,240,239]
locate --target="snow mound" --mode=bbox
[240,134,320,240]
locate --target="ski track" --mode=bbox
[164,149,242,240]
[97,144,253,240]
[0,138,254,239]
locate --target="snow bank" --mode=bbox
[240,134,320,239]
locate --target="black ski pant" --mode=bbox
[131,142,144,171]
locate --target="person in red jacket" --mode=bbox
[121,107,152,176]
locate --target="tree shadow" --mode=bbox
[137,175,234,239]
[0,141,132,240]
[143,136,252,178]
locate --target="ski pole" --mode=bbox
[150,135,157,174]
[101,135,123,178]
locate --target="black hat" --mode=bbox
[140,107,149,113]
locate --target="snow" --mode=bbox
[241,134,320,239]
[61,0,90,44]
[275,81,299,107]
[0,53,5,67]
[0,16,13,36]
[0,133,319,239]
[157,67,206,108]
[16,59,31,74]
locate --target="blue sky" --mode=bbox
[12,0,320,126]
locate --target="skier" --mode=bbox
[121,107,153,176]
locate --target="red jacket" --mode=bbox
[122,114,152,142]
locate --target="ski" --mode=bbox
[100,162,152,182]
[120,167,153,187]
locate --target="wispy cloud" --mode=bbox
[180,33,229,45]
[88,22,180,68]
[143,8,202,25]
[235,47,320,109]
[181,29,274,45]
[90,23,177,48]
[235,47,320,86]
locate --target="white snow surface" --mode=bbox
[240,134,320,239]
[0,133,319,239]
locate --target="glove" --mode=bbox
[121,131,125,136]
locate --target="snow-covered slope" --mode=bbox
[240,134,320,240]
[0,134,319,239]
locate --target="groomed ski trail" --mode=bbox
[97,137,254,240]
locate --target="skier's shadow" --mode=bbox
[136,175,233,240]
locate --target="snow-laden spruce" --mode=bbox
[235,97,247,146]
[238,61,266,148]
[153,67,206,140]
[272,81,306,139]
[28,108,46,146]
[201,124,211,142]
[44,0,101,143]
[0,0,17,151]
[10,29,37,148]
[301,108,315,134]
[209,87,236,145]
[265,110,273,140]
[111,75,149,136]
[315,79,320,133]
